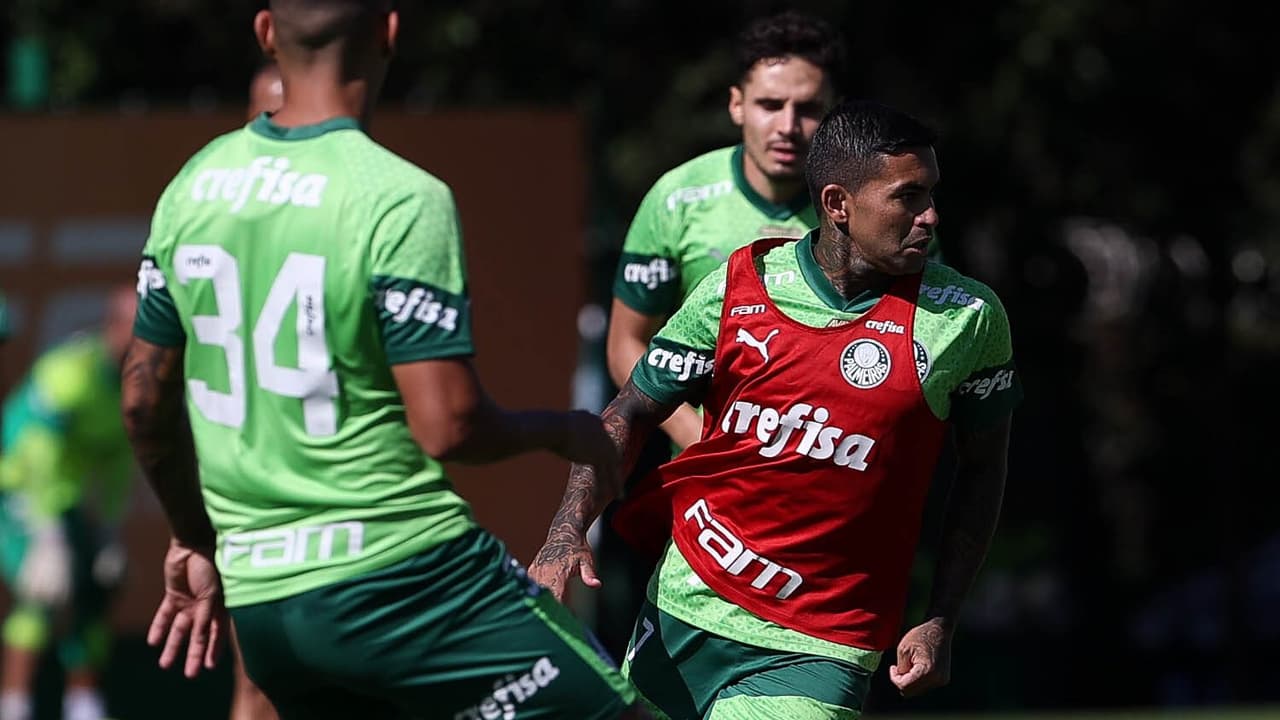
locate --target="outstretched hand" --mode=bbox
[888,618,952,698]
[528,529,600,601]
[148,540,228,678]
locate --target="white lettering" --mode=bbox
[190,155,329,211]
[920,283,986,310]
[684,499,803,600]
[623,258,676,290]
[957,369,1016,399]
[665,180,733,210]
[455,657,560,720]
[864,319,905,335]
[716,399,876,470]
[223,521,365,568]
[645,346,713,382]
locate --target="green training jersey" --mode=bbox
[630,233,1021,668]
[135,115,477,607]
[613,146,817,317]
[0,333,132,525]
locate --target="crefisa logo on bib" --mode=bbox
[840,339,891,389]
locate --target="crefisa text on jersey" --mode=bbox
[190,155,329,213]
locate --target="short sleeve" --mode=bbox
[369,183,474,364]
[948,293,1022,428]
[628,264,724,405]
[612,181,682,316]
[134,180,187,347]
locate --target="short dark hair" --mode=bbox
[270,0,393,51]
[734,10,846,89]
[804,99,938,200]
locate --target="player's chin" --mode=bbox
[895,251,928,275]
[765,163,804,181]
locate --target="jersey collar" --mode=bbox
[795,231,881,314]
[249,113,361,141]
[730,145,812,221]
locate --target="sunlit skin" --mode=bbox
[729,56,833,205]
[247,66,283,120]
[816,148,940,288]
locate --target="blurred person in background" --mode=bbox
[606,9,845,451]
[532,100,1019,719]
[0,285,137,720]
[247,61,283,120]
[122,1,640,718]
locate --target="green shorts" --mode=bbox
[230,528,635,720]
[623,600,871,720]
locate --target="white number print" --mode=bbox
[176,246,338,436]
[175,246,246,429]
[683,498,802,600]
[625,618,655,664]
[253,253,339,436]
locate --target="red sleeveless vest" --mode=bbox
[614,238,948,649]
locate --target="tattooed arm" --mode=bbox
[528,381,677,600]
[120,337,213,547]
[121,336,229,677]
[891,414,1011,698]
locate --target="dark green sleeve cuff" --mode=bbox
[134,263,186,346]
[950,361,1023,429]
[373,276,474,364]
[628,337,713,406]
[613,252,681,316]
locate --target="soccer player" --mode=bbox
[531,99,1021,719]
[608,10,845,450]
[121,2,638,718]
[0,286,138,720]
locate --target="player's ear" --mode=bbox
[254,10,276,58]
[382,10,399,57]
[728,85,745,127]
[819,184,849,224]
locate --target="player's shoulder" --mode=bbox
[645,146,737,207]
[161,130,242,198]
[336,132,453,203]
[917,262,1009,321]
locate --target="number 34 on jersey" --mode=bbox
[142,245,339,437]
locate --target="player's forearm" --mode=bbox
[433,402,575,464]
[545,382,671,536]
[120,338,216,548]
[925,418,1011,627]
[659,403,704,449]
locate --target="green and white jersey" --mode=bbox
[613,146,818,317]
[631,233,1021,668]
[135,115,477,607]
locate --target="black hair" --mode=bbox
[804,99,938,200]
[269,0,392,52]
[734,10,847,90]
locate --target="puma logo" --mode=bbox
[735,328,780,362]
